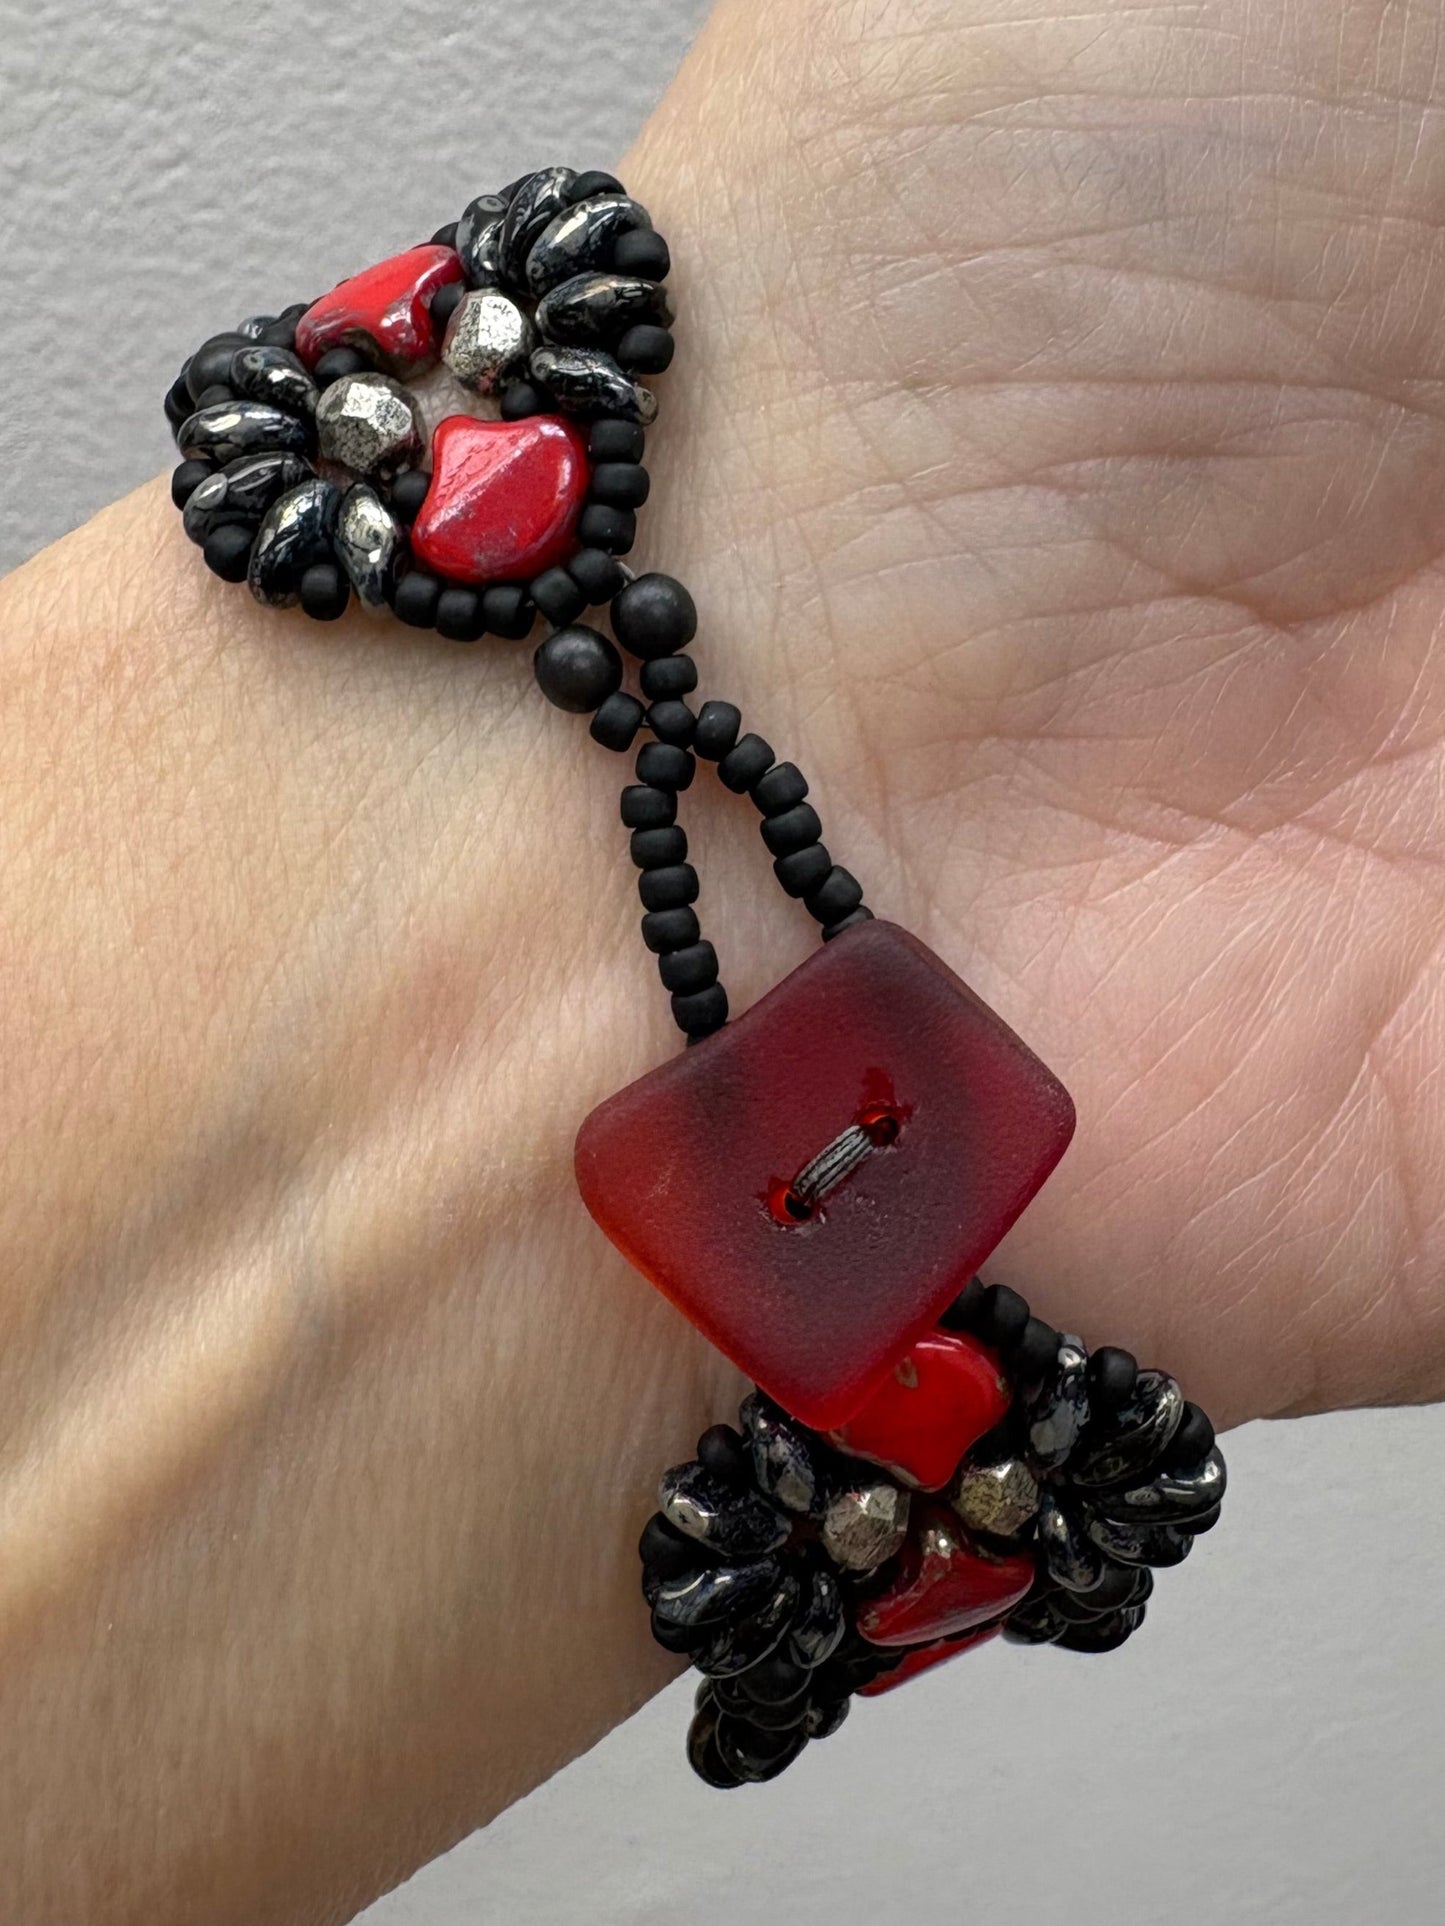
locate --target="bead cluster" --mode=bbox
[643,1275,1225,1787]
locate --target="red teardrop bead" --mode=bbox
[856,1503,1035,1647]
[827,1330,1012,1491]
[410,415,591,585]
[856,1622,1001,1698]
[295,244,463,376]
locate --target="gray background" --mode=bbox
[0,4,1440,1922]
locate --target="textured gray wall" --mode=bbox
[1,5,1441,1923]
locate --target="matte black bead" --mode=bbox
[435,586,487,642]
[639,864,699,912]
[717,733,774,793]
[641,906,701,954]
[640,655,698,699]
[578,503,636,554]
[202,523,253,583]
[481,584,535,639]
[165,372,195,438]
[751,761,808,815]
[500,379,545,420]
[696,1422,751,1486]
[647,699,696,747]
[187,332,250,401]
[534,624,623,713]
[590,460,651,508]
[620,783,675,829]
[1088,1347,1139,1412]
[430,220,460,248]
[773,843,833,899]
[314,346,369,386]
[299,562,350,621]
[569,169,626,203]
[1009,1315,1062,1383]
[979,1283,1031,1349]
[804,865,864,924]
[636,741,695,791]
[761,804,823,858]
[612,227,671,280]
[256,315,299,350]
[612,572,697,659]
[170,459,212,509]
[630,826,688,869]
[567,547,627,604]
[822,907,875,941]
[659,941,719,995]
[639,1512,705,1581]
[195,382,237,411]
[940,1277,987,1334]
[673,983,729,1037]
[1163,1402,1216,1470]
[588,418,646,463]
[531,567,588,627]
[389,469,430,522]
[429,278,467,331]
[394,571,442,628]
[590,691,646,751]
[617,323,675,373]
[694,700,742,761]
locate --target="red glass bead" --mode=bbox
[856,1622,1001,1698]
[855,1504,1035,1647]
[295,244,463,376]
[574,920,1074,1431]
[827,1330,1011,1491]
[410,415,590,584]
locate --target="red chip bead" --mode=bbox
[855,1504,1035,1647]
[410,415,590,585]
[295,244,463,376]
[827,1330,1011,1491]
[856,1623,1001,1698]
[574,920,1075,1432]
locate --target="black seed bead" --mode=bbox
[501,379,545,420]
[640,655,698,700]
[647,699,696,747]
[195,382,237,411]
[613,227,671,280]
[941,1277,987,1334]
[718,733,775,794]
[314,346,369,386]
[694,700,742,761]
[394,571,442,629]
[202,523,253,583]
[650,1611,705,1656]
[1163,1402,1216,1470]
[534,625,623,713]
[389,469,430,522]
[430,220,460,248]
[567,546,627,604]
[590,461,651,509]
[531,567,588,627]
[773,844,833,899]
[641,906,701,954]
[751,762,808,816]
[569,168,626,203]
[636,741,695,791]
[612,573,697,660]
[590,692,646,752]
[696,1422,751,1486]
[1009,1315,1061,1383]
[257,315,299,350]
[617,323,675,374]
[299,562,349,621]
[639,1512,703,1580]
[578,503,636,554]
[1088,1347,1139,1412]
[620,783,675,830]
[589,418,646,464]
[430,279,466,331]
[435,586,487,643]
[804,865,864,924]
[760,804,823,858]
[822,907,875,941]
[170,459,212,509]
[659,941,720,995]
[630,826,688,869]
[979,1283,1031,1349]
[187,332,250,401]
[165,372,195,437]
[673,983,729,1037]
[482,584,535,639]
[639,864,699,912]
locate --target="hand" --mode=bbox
[1,1,1441,1919]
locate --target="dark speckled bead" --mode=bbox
[1037,1493,1106,1592]
[1100,1447,1227,1525]
[456,193,508,286]
[529,346,657,424]
[536,272,675,347]
[178,400,311,467]
[787,1563,845,1669]
[229,344,319,420]
[652,1556,783,1631]
[714,1715,808,1784]
[1070,1370,1185,1488]
[181,452,313,546]
[739,1390,825,1517]
[1085,1511,1195,1568]
[686,1699,744,1789]
[524,195,654,295]
[499,167,577,286]
[246,478,342,608]
[1027,1335,1091,1470]
[659,1462,790,1558]
[692,1571,801,1678]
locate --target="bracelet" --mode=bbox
[163,165,1227,1788]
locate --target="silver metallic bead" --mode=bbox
[739,1390,824,1516]
[178,399,310,466]
[182,451,312,547]
[1027,1335,1091,1470]
[442,290,536,396]
[247,478,341,608]
[530,345,657,424]
[314,372,424,477]
[821,1478,910,1573]
[951,1453,1040,1540]
[653,1556,783,1630]
[525,194,653,295]
[1099,1446,1228,1525]
[659,1461,790,1559]
[334,483,405,610]
[1070,1369,1185,1488]
[1037,1492,1106,1591]
[536,271,675,347]
[229,343,319,420]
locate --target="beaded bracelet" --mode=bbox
[164,165,1227,1788]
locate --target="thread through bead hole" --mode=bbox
[772,1104,904,1225]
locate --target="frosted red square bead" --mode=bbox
[574,921,1075,1431]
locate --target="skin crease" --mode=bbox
[1,0,1445,1916]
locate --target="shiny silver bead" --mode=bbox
[334,483,405,611]
[1027,1335,1091,1470]
[951,1453,1040,1540]
[659,1461,790,1559]
[442,290,536,396]
[530,345,657,424]
[821,1478,910,1573]
[247,478,341,608]
[314,372,424,477]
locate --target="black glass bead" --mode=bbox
[187,332,250,402]
[822,906,875,941]
[534,625,623,713]
[568,547,627,604]
[617,323,675,374]
[804,865,864,923]
[1088,1347,1139,1412]
[717,733,775,794]
[639,1512,707,1581]
[500,380,545,421]
[257,315,300,350]
[650,1609,706,1656]
[630,826,688,869]
[590,692,646,752]
[641,906,701,954]
[751,762,808,815]
[620,783,675,829]
[569,169,626,203]
[531,567,588,627]
[588,418,646,464]
[737,1653,811,1705]
[673,983,729,1037]
[979,1283,1031,1349]
[1163,1402,1216,1471]
[612,227,671,280]
[170,459,212,509]
[195,382,237,412]
[429,279,467,332]
[389,469,430,523]
[612,572,697,659]
[773,844,833,899]
[647,699,696,747]
[590,461,650,509]
[1009,1315,1062,1384]
[201,523,254,583]
[430,220,460,248]
[659,941,720,995]
[313,346,369,386]
[640,655,698,700]
[694,700,742,761]
[394,571,442,629]
[299,562,349,621]
[636,741,695,791]
[435,586,487,642]
[481,584,535,639]
[577,503,636,554]
[639,864,699,912]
